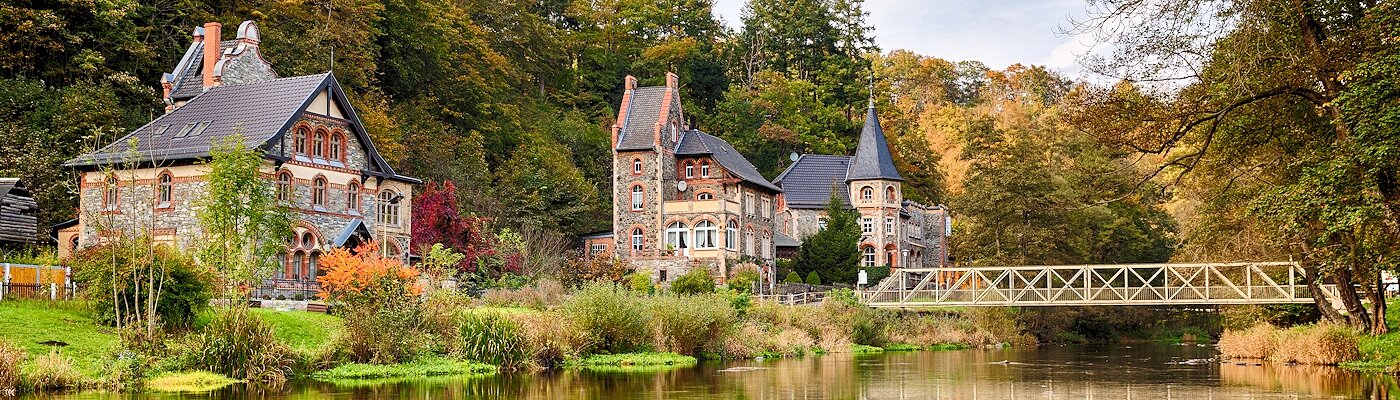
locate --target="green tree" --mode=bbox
[793,194,861,284]
[804,271,822,285]
[196,136,293,300]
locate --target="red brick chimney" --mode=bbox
[624,75,638,91]
[202,22,222,90]
[665,72,678,89]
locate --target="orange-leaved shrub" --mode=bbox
[317,242,426,363]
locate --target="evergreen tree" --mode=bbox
[793,193,861,284]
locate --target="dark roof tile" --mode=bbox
[676,130,781,193]
[773,154,851,208]
[846,106,903,182]
[615,86,669,151]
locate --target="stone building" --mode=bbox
[591,73,950,287]
[600,73,781,285]
[60,20,418,295]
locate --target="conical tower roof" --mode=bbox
[846,105,903,182]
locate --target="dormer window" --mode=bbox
[861,186,874,201]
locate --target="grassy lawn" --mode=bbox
[0,300,116,375]
[247,308,343,353]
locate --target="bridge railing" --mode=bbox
[862,262,1327,307]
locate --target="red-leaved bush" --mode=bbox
[411,181,497,272]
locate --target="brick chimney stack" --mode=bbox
[202,22,222,90]
[624,75,638,91]
[665,72,679,89]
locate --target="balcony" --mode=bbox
[663,199,737,214]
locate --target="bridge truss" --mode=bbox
[861,262,1337,308]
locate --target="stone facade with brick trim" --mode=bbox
[66,19,417,297]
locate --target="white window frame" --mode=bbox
[698,192,714,200]
[590,243,607,256]
[377,190,400,226]
[818,217,828,230]
[632,158,643,174]
[685,164,694,179]
[862,217,874,234]
[861,186,873,201]
[701,163,710,178]
[694,221,717,249]
[631,185,644,210]
[666,222,690,253]
[726,220,738,250]
[745,193,754,216]
[885,217,895,234]
[761,198,771,218]
[745,231,755,256]
[631,228,644,251]
[863,247,876,267]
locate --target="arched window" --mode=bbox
[347,181,360,212]
[378,190,400,225]
[700,162,711,178]
[725,220,738,250]
[694,221,717,249]
[861,186,874,201]
[630,185,644,210]
[886,186,896,202]
[862,246,876,267]
[276,172,292,202]
[632,158,643,174]
[330,133,344,161]
[631,228,644,252]
[103,175,118,211]
[665,222,689,252]
[306,251,319,281]
[697,192,714,200]
[761,233,771,259]
[312,177,327,206]
[291,251,305,280]
[157,172,173,205]
[744,231,754,256]
[294,127,309,154]
[313,130,327,157]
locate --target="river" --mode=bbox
[44,343,1396,399]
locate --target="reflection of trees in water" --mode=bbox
[1220,362,1393,399]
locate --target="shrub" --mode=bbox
[0,340,22,394]
[648,294,738,355]
[728,269,760,294]
[174,307,296,384]
[804,271,822,285]
[783,271,802,284]
[562,283,650,353]
[1221,323,1359,365]
[24,349,85,391]
[456,311,531,371]
[1218,324,1279,360]
[624,273,653,292]
[670,268,715,295]
[318,242,425,364]
[71,240,212,328]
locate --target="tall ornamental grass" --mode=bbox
[562,283,650,353]
[1219,323,1359,365]
[0,340,23,395]
[174,307,296,384]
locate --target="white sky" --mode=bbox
[711,0,1100,77]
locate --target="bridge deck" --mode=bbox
[861,262,1334,308]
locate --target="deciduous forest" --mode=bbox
[1,0,1397,330]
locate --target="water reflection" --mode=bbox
[45,344,1398,399]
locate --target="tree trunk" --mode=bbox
[1306,263,1347,323]
[1334,266,1372,331]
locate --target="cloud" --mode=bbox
[711,0,1099,78]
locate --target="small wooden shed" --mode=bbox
[0,178,39,245]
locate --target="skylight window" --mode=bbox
[152,125,171,137]
[172,121,213,139]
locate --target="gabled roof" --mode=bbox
[615,86,670,151]
[846,106,903,182]
[773,154,852,209]
[167,39,240,101]
[676,130,781,193]
[65,73,418,183]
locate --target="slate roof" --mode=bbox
[615,86,669,151]
[675,130,781,193]
[772,154,853,208]
[65,73,418,183]
[167,39,240,100]
[774,232,800,248]
[846,106,903,182]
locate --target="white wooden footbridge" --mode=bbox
[860,262,1340,308]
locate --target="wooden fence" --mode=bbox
[1,263,74,300]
